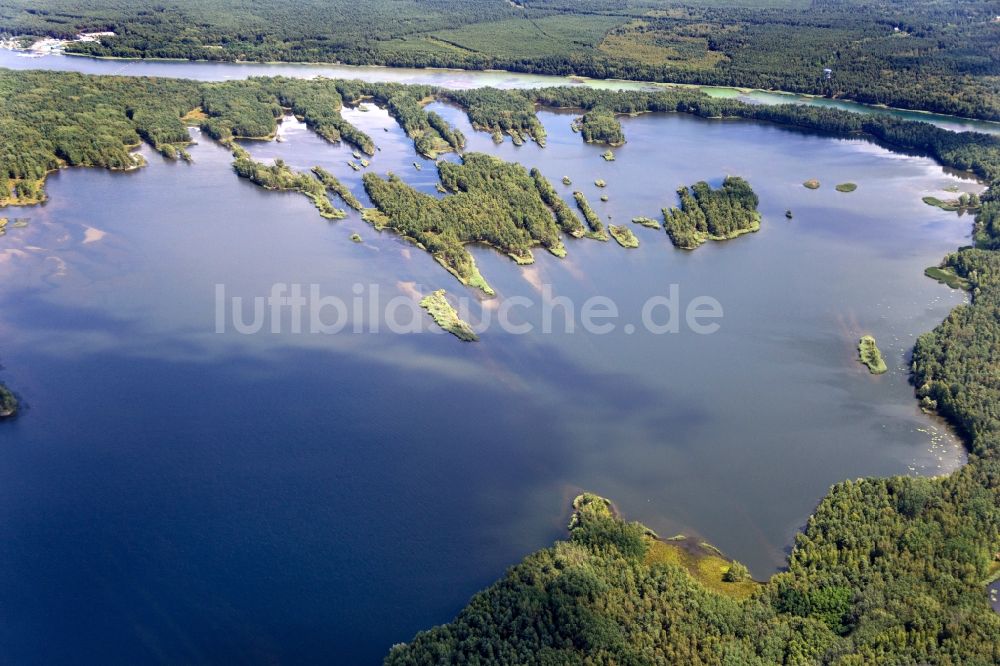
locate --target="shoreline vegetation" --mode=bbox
[923,192,982,213]
[858,335,888,374]
[6,0,1000,122]
[6,68,1000,224]
[419,289,478,342]
[925,265,972,291]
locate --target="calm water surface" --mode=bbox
[0,69,983,663]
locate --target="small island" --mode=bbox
[836,182,858,193]
[0,382,17,419]
[350,233,362,243]
[562,176,572,186]
[803,179,821,190]
[602,150,615,161]
[663,176,761,250]
[608,224,639,248]
[632,216,661,229]
[858,335,888,374]
[420,290,478,342]
[594,179,607,188]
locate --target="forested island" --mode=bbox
[0,66,999,664]
[2,0,999,121]
[362,153,570,294]
[663,177,761,250]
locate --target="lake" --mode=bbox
[0,58,983,663]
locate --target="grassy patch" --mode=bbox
[644,539,759,600]
[632,216,661,229]
[609,224,639,248]
[598,19,728,70]
[0,177,48,207]
[181,107,208,124]
[858,335,888,374]
[925,266,971,290]
[420,289,478,342]
[922,195,980,212]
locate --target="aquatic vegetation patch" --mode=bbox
[609,224,639,248]
[858,335,888,374]
[420,289,478,341]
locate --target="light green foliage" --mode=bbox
[858,335,888,374]
[419,289,478,341]
[608,224,639,248]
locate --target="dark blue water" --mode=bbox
[0,98,979,662]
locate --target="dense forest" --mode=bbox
[663,176,761,249]
[443,89,546,146]
[1,68,1000,663]
[362,153,568,294]
[2,0,1000,120]
[575,110,626,146]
